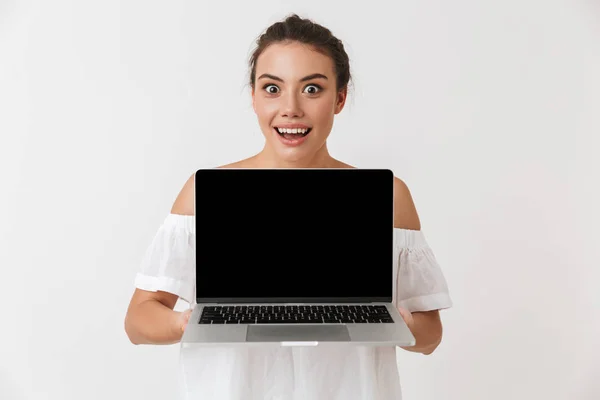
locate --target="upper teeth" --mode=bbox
[277,128,309,134]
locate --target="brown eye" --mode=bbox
[303,84,321,94]
[264,85,279,94]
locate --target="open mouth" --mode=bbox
[274,127,312,141]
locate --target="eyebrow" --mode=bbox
[257,73,328,82]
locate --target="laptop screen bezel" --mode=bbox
[193,168,395,304]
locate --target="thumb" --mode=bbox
[398,307,414,328]
[179,308,193,332]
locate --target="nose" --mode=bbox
[280,91,304,118]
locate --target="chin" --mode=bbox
[276,146,314,162]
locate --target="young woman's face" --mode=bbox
[252,41,346,162]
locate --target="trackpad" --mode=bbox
[246,325,351,342]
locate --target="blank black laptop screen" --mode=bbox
[195,168,394,303]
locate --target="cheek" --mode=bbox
[308,100,335,125]
[255,99,278,123]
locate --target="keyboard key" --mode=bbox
[198,305,394,324]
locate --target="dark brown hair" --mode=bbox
[249,14,352,92]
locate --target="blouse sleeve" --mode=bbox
[133,213,195,304]
[393,228,453,312]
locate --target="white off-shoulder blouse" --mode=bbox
[134,213,452,400]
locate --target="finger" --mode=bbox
[180,309,192,332]
[398,308,414,326]
[398,307,409,320]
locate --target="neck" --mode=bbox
[253,143,338,168]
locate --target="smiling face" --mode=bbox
[252,41,347,165]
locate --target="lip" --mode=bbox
[273,127,310,147]
[273,123,312,129]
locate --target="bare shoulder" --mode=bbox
[170,159,252,215]
[334,163,419,229]
[334,160,356,168]
[217,159,252,168]
[171,173,195,215]
[393,176,421,230]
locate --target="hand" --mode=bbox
[398,307,415,332]
[178,308,193,333]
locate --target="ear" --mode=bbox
[334,86,347,114]
[251,86,256,113]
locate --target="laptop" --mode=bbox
[181,168,415,347]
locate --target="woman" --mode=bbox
[125,13,452,399]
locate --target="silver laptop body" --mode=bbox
[181,168,415,347]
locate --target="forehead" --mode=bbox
[255,41,335,79]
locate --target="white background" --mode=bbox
[1,0,599,399]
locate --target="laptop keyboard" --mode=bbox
[199,305,394,324]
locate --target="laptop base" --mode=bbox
[181,303,415,347]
